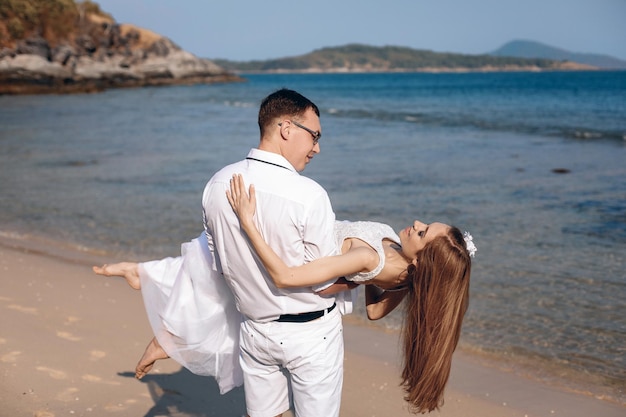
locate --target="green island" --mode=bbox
[213,43,592,73]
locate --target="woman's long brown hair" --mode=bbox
[401,226,471,413]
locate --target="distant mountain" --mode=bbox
[490,40,626,69]
[213,44,593,73]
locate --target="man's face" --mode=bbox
[280,108,321,172]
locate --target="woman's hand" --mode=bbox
[226,174,256,230]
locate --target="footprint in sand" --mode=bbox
[89,350,106,361]
[56,331,82,342]
[34,411,55,417]
[57,387,79,402]
[64,316,81,325]
[82,374,121,385]
[7,304,38,315]
[1,351,21,363]
[103,403,129,412]
[36,366,67,380]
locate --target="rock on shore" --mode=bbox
[0,14,242,95]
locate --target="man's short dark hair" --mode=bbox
[258,88,320,135]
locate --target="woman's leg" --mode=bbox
[93,264,170,378]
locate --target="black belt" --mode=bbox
[275,303,336,323]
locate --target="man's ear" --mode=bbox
[278,120,291,140]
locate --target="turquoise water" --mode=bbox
[1,71,625,402]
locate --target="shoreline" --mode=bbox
[233,66,604,75]
[0,234,624,416]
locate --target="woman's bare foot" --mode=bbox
[135,337,169,379]
[92,262,141,290]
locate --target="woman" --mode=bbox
[94,174,475,413]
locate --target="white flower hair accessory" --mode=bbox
[463,231,477,258]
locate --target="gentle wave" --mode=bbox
[322,107,626,141]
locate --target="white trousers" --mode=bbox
[239,307,344,417]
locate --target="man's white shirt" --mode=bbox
[202,148,338,322]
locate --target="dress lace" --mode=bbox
[334,221,400,283]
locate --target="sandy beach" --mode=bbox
[0,239,623,417]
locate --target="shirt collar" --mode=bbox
[246,148,297,173]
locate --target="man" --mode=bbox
[202,89,343,417]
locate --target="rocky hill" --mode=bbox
[0,0,242,95]
[213,44,595,73]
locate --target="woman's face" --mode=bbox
[399,220,449,259]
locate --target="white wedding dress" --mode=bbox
[138,221,399,394]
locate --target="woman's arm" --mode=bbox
[365,285,407,320]
[226,174,377,288]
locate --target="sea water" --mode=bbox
[1,71,624,402]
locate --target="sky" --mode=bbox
[94,0,626,62]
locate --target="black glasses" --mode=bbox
[279,120,321,145]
